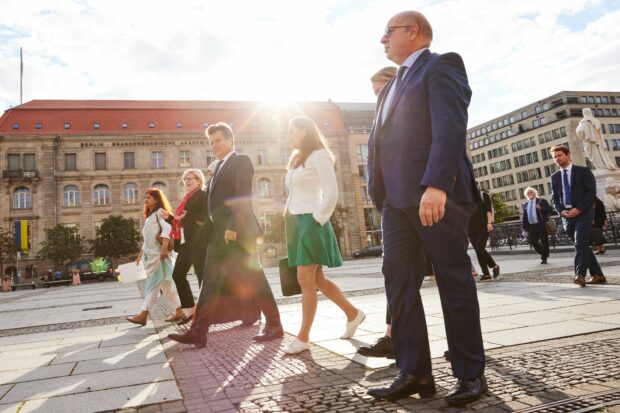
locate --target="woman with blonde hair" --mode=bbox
[159,168,208,323]
[282,116,365,354]
[127,188,182,326]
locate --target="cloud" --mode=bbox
[0,0,618,127]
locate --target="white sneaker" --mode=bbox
[340,309,366,339]
[283,338,310,355]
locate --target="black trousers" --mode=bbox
[172,240,206,308]
[527,225,549,259]
[191,240,280,335]
[385,255,433,324]
[469,226,497,276]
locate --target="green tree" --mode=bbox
[0,228,17,277]
[263,214,285,244]
[36,225,84,269]
[90,215,141,267]
[491,193,512,223]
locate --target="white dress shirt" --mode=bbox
[284,149,339,226]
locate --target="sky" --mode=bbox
[1,0,619,126]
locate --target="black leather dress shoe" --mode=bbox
[492,265,500,279]
[541,258,548,264]
[357,336,395,358]
[168,329,207,349]
[479,274,492,281]
[368,371,436,401]
[444,375,487,406]
[253,324,284,342]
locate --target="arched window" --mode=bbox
[93,184,110,206]
[63,185,80,207]
[257,178,271,199]
[152,181,167,192]
[13,187,31,209]
[123,183,139,204]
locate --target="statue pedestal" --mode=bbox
[593,169,620,212]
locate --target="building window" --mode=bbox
[63,185,80,207]
[35,122,42,129]
[152,182,166,192]
[358,165,368,182]
[179,151,191,167]
[64,122,71,129]
[95,153,107,170]
[257,149,268,166]
[93,122,100,129]
[151,151,164,169]
[257,178,271,198]
[123,183,139,204]
[12,123,19,129]
[123,152,135,169]
[13,187,31,209]
[206,150,215,166]
[356,144,369,162]
[7,154,20,170]
[121,123,128,129]
[361,186,372,203]
[364,208,381,231]
[93,184,110,206]
[149,122,155,128]
[64,153,77,171]
[23,153,35,171]
[176,122,183,128]
[281,149,291,165]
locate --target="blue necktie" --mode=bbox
[562,169,572,207]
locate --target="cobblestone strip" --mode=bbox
[142,290,620,413]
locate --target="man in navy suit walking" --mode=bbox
[550,145,605,286]
[366,10,486,406]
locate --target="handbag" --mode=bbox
[156,214,175,252]
[279,257,301,296]
[544,218,557,236]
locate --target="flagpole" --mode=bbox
[20,47,23,105]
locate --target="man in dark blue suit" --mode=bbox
[366,10,486,407]
[521,187,553,264]
[549,145,605,286]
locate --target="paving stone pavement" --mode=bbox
[2,250,619,412]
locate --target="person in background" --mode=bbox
[127,189,183,326]
[591,196,607,256]
[521,187,553,264]
[550,145,606,286]
[469,187,500,280]
[282,116,365,355]
[159,169,208,323]
[358,67,397,360]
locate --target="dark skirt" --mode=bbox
[285,213,342,268]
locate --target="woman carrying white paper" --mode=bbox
[126,188,183,326]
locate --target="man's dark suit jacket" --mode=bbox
[207,152,262,253]
[521,197,553,231]
[367,49,478,211]
[550,165,596,216]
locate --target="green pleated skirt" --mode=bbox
[285,213,342,268]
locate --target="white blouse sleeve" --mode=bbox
[312,150,339,226]
[157,209,173,239]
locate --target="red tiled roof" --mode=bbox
[0,100,347,136]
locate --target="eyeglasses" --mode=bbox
[384,25,411,38]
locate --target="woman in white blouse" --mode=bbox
[282,116,365,355]
[126,188,183,326]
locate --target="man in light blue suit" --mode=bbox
[367,11,486,406]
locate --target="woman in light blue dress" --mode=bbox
[127,188,182,325]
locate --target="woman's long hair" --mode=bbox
[143,188,173,218]
[287,116,335,169]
